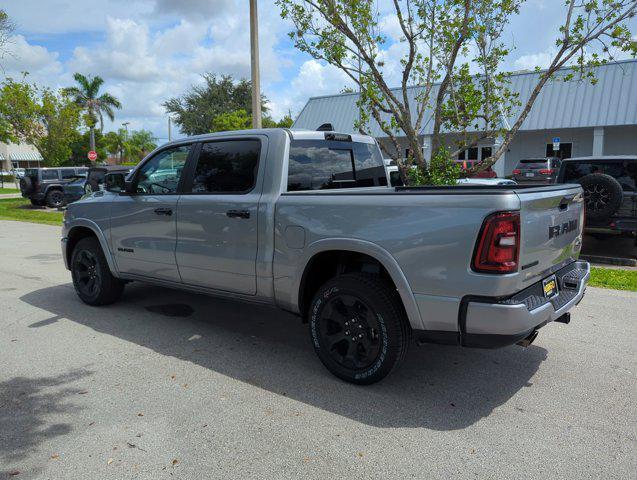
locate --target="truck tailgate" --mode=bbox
[516,185,584,284]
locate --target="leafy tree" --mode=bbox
[211,109,252,132]
[63,73,121,153]
[102,129,126,163]
[278,0,637,184]
[126,129,157,162]
[274,111,295,128]
[164,74,270,135]
[69,130,107,165]
[0,77,81,166]
[0,9,14,65]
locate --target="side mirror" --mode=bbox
[104,173,126,193]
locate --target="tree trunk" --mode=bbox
[89,127,96,154]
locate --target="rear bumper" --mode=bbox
[461,261,590,348]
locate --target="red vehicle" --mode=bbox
[455,160,497,178]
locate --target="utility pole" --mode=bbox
[250,0,261,129]
[168,116,172,141]
[121,122,130,164]
[122,121,130,138]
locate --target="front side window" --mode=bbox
[135,145,190,194]
[288,140,386,191]
[190,140,260,193]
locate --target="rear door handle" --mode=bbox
[154,207,173,216]
[226,209,250,219]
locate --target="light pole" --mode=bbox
[121,122,130,164]
[250,0,261,129]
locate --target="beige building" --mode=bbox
[0,141,43,172]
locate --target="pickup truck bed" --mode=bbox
[61,128,589,384]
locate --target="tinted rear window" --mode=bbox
[287,140,387,191]
[518,159,549,169]
[41,170,59,180]
[563,161,637,191]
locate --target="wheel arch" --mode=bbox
[295,239,424,330]
[65,220,118,275]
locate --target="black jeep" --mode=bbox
[556,156,636,242]
[19,167,88,208]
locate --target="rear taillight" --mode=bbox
[539,169,554,175]
[472,211,520,274]
[512,169,521,175]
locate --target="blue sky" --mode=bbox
[2,0,635,142]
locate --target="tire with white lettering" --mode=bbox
[309,273,410,385]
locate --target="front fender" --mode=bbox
[292,238,425,330]
[63,218,118,276]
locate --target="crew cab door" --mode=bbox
[110,144,192,282]
[175,137,265,295]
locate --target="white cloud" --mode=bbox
[0,35,63,81]
[514,51,555,71]
[68,17,160,82]
[153,0,234,19]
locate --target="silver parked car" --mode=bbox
[61,128,589,384]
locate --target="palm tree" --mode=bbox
[63,73,121,153]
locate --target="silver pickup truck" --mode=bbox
[61,128,590,384]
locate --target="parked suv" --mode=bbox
[20,167,88,207]
[512,157,562,184]
[556,156,636,241]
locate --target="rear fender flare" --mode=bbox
[294,238,424,330]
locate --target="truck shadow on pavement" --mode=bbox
[20,283,548,431]
[0,368,91,476]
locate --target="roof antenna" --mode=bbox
[317,123,334,132]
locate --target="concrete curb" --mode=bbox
[580,254,637,267]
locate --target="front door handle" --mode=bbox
[154,207,173,216]
[226,209,250,219]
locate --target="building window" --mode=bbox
[480,146,492,161]
[458,147,479,161]
[546,142,572,159]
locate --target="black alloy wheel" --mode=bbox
[73,249,102,298]
[46,190,65,208]
[317,293,382,371]
[309,273,410,384]
[583,183,610,212]
[71,237,124,306]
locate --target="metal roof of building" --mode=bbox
[293,59,637,137]
[10,151,43,161]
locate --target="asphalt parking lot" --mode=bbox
[1,220,636,479]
